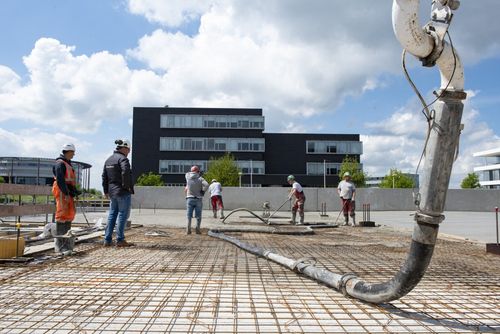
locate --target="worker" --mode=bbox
[208,179,225,219]
[337,171,356,226]
[185,165,209,234]
[102,139,134,247]
[287,175,305,225]
[52,143,80,254]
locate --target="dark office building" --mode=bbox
[132,107,362,187]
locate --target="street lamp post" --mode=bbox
[323,159,326,188]
[238,172,242,188]
[250,159,253,188]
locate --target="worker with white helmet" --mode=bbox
[102,139,135,247]
[208,179,224,219]
[337,171,356,226]
[51,143,81,254]
[185,165,209,234]
[287,175,306,225]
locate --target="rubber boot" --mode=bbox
[213,210,217,218]
[343,215,349,226]
[299,213,304,225]
[290,212,297,225]
[195,219,201,234]
[186,218,192,235]
[351,216,356,227]
[219,209,225,219]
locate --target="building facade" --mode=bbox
[132,107,362,187]
[473,148,500,189]
[0,157,92,188]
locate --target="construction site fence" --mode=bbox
[132,187,500,212]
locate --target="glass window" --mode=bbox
[161,114,264,129]
[160,137,264,152]
[215,142,226,151]
[307,142,315,153]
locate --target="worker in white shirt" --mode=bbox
[337,172,356,226]
[287,175,305,225]
[208,179,225,219]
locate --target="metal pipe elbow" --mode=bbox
[436,42,464,91]
[392,0,434,58]
[392,0,464,92]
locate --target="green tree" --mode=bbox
[203,153,240,186]
[379,168,415,188]
[460,172,480,189]
[0,176,4,183]
[87,188,103,197]
[136,172,165,186]
[339,156,366,187]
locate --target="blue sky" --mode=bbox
[1,0,499,189]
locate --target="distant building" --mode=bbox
[132,107,363,187]
[366,173,419,188]
[0,157,92,188]
[473,148,500,189]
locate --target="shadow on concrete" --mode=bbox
[380,303,498,333]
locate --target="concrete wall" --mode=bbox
[132,186,500,212]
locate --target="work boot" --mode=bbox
[289,212,297,225]
[195,220,201,234]
[187,219,192,234]
[343,216,349,226]
[213,211,217,218]
[103,241,113,247]
[219,209,225,219]
[116,240,134,247]
[299,213,304,225]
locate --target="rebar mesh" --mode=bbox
[0,226,498,333]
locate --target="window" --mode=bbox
[215,142,226,151]
[306,140,362,154]
[236,161,265,174]
[306,162,342,176]
[161,114,264,129]
[307,142,315,153]
[160,137,264,152]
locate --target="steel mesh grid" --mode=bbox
[0,226,498,333]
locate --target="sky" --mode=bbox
[1,0,500,190]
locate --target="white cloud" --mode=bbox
[0,38,168,133]
[362,91,500,188]
[127,0,212,27]
[0,127,85,157]
[126,1,400,130]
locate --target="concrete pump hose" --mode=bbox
[221,208,269,225]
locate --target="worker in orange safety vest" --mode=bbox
[51,143,81,253]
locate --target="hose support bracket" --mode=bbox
[414,211,445,225]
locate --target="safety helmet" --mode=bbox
[287,175,295,181]
[211,179,217,183]
[115,139,131,149]
[191,165,200,172]
[62,143,76,152]
[343,172,351,177]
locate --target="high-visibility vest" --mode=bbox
[55,159,76,186]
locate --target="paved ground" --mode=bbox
[0,209,499,333]
[123,209,499,243]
